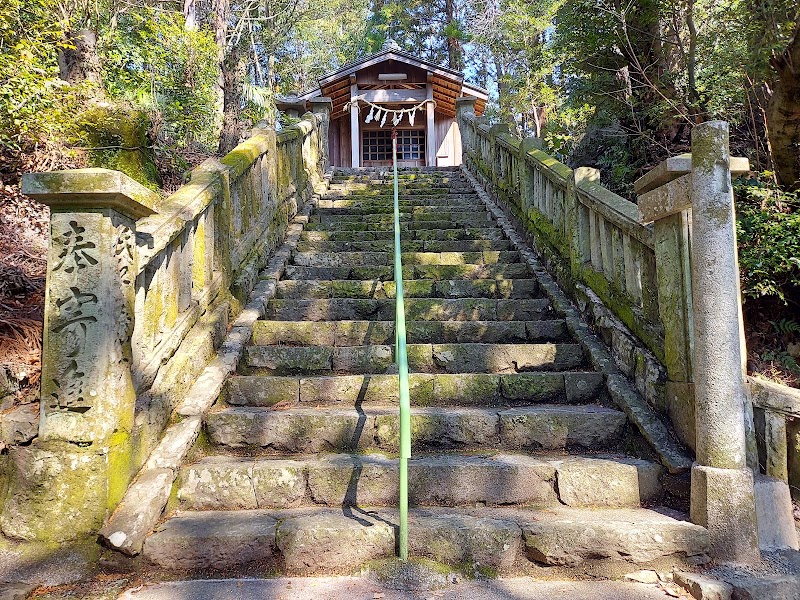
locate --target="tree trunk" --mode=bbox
[58,29,104,94]
[766,21,800,191]
[445,0,462,71]
[183,0,197,31]
[212,0,230,145]
[218,43,247,154]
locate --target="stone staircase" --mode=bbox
[141,169,709,577]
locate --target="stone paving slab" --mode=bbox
[119,578,677,600]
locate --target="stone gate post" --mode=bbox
[1,169,159,542]
[637,122,760,562]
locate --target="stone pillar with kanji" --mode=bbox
[1,169,159,542]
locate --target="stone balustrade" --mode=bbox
[457,99,671,436]
[457,99,798,558]
[1,109,328,542]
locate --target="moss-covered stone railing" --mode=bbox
[457,97,676,436]
[458,99,800,558]
[2,108,328,543]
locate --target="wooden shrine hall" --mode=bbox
[279,42,488,168]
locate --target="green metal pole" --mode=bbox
[392,129,411,562]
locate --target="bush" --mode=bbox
[735,176,800,304]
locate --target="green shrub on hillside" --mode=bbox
[735,177,800,304]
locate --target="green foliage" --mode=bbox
[0,0,82,148]
[735,177,800,303]
[100,9,219,150]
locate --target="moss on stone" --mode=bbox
[79,104,161,191]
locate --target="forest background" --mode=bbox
[0,0,798,408]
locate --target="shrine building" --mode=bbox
[279,43,488,168]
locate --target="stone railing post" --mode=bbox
[2,169,159,541]
[637,122,760,562]
[455,96,477,167]
[309,97,332,173]
[487,123,510,190]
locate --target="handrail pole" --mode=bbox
[392,128,411,562]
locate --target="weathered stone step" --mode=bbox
[291,251,520,268]
[310,209,490,222]
[142,506,708,573]
[224,371,604,407]
[317,198,484,210]
[244,343,585,376]
[294,239,512,253]
[275,278,538,299]
[205,404,627,453]
[300,227,505,242]
[323,192,479,203]
[252,319,568,346]
[264,297,553,322]
[304,219,485,231]
[280,262,531,282]
[176,453,662,511]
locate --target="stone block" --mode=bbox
[332,345,394,374]
[178,457,258,510]
[0,404,39,445]
[432,374,500,405]
[1,443,111,542]
[226,376,299,406]
[674,572,733,600]
[307,454,398,506]
[143,510,277,570]
[522,507,709,566]
[499,373,565,402]
[252,460,307,508]
[375,408,499,450]
[99,468,174,555]
[246,345,332,375]
[753,475,799,551]
[554,456,662,508]
[409,511,521,570]
[564,372,605,402]
[276,511,394,574]
[499,405,626,450]
[206,407,366,452]
[690,464,760,563]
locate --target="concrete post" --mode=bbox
[687,122,760,563]
[2,169,159,542]
[309,97,333,172]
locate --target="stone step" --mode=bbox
[316,198,484,210]
[308,211,492,225]
[275,278,538,299]
[244,343,585,376]
[252,319,568,346]
[142,506,708,573]
[264,297,554,322]
[224,371,605,407]
[176,453,663,511]
[300,227,506,242]
[205,404,627,453]
[291,251,520,268]
[280,263,531,282]
[304,220,488,232]
[294,239,512,253]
